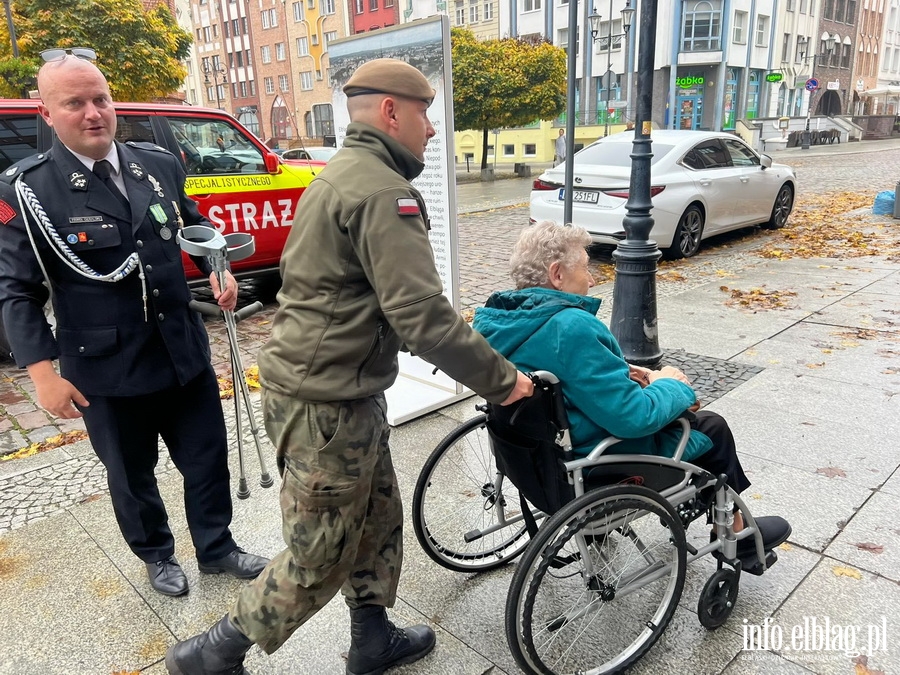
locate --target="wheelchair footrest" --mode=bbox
[713,547,778,576]
[743,549,778,576]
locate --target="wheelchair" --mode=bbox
[412,371,782,675]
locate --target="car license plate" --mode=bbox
[558,188,599,204]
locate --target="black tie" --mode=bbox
[93,159,130,211]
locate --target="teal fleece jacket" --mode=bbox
[473,288,712,461]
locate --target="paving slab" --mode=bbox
[730,320,900,389]
[773,559,898,675]
[805,291,900,333]
[825,490,900,584]
[0,511,174,675]
[703,396,899,491]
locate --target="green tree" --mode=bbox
[451,28,567,170]
[0,0,192,101]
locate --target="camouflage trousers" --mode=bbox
[230,390,402,654]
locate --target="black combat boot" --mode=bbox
[346,605,436,675]
[165,615,253,675]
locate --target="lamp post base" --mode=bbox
[610,241,663,368]
[800,130,810,150]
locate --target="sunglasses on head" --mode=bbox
[40,47,97,63]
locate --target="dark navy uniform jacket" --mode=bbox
[0,140,215,397]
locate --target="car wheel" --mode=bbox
[665,204,704,259]
[764,183,794,229]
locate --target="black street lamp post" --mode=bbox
[203,60,228,111]
[2,0,18,58]
[563,0,634,226]
[608,0,661,367]
[589,0,634,138]
[798,34,837,150]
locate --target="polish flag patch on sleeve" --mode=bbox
[397,198,421,216]
[0,200,15,225]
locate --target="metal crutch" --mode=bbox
[178,225,274,499]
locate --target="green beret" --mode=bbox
[343,58,435,105]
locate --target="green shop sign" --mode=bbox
[765,72,784,83]
[676,76,704,89]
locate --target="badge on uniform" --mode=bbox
[0,199,14,224]
[397,198,420,216]
[77,232,88,242]
[66,233,78,244]
[148,174,165,198]
[128,162,145,179]
[69,171,88,190]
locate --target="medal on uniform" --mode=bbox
[171,201,184,229]
[159,226,172,240]
[150,203,167,224]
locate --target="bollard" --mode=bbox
[894,180,900,219]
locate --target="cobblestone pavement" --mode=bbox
[0,140,897,535]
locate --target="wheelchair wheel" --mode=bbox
[505,485,687,675]
[698,568,739,629]
[412,414,533,573]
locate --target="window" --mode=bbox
[786,0,793,9]
[723,139,759,166]
[169,116,265,176]
[733,11,746,43]
[356,0,364,11]
[297,37,309,56]
[559,28,579,55]
[502,144,515,157]
[203,26,211,41]
[264,77,275,94]
[835,0,846,22]
[595,20,623,51]
[795,36,806,63]
[755,15,769,47]
[469,0,479,23]
[325,31,338,47]
[523,143,536,156]
[841,43,851,68]
[682,1,722,51]
[800,0,807,12]
[276,43,286,61]
[293,1,304,20]
[300,71,314,90]
[321,0,335,14]
[523,0,541,11]
[455,1,465,24]
[385,0,394,6]
[279,74,290,92]
[212,24,218,38]
[823,0,834,19]
[0,115,39,172]
[223,21,230,38]
[483,0,493,19]
[235,51,244,67]
[782,33,790,62]
[261,8,278,28]
[683,140,729,169]
[239,81,248,97]
[313,103,334,136]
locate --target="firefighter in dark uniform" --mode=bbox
[0,51,268,596]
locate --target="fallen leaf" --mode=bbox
[0,430,90,462]
[832,565,862,579]
[806,362,826,369]
[816,467,847,478]
[853,542,884,554]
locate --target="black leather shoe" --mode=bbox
[737,516,792,556]
[146,555,188,597]
[198,548,269,579]
[346,605,436,675]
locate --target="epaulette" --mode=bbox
[1,152,50,184]
[126,140,173,156]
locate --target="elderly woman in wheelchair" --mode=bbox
[411,221,791,675]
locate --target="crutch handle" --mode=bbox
[189,299,222,317]
[234,301,264,323]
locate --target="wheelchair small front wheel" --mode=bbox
[698,568,739,629]
[412,414,532,573]
[506,485,687,675]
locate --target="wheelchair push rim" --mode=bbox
[505,485,687,675]
[412,414,534,573]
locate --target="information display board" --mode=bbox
[328,16,471,425]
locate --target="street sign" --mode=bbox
[608,100,628,108]
[805,78,819,92]
[765,72,784,83]
[826,81,840,90]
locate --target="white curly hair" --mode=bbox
[509,221,592,290]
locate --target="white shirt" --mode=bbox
[70,146,129,199]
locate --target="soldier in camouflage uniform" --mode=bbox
[166,59,534,675]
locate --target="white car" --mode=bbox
[281,147,338,162]
[530,130,797,258]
